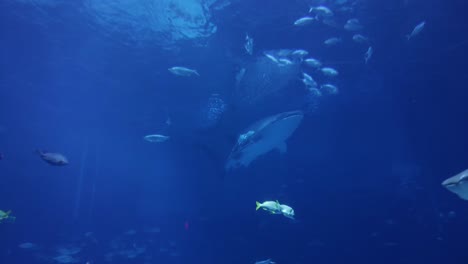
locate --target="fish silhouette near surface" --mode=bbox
[36,150,69,166]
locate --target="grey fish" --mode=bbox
[36,150,68,166]
[226,111,304,170]
[442,169,468,200]
[255,259,276,264]
[168,66,199,77]
[407,21,426,40]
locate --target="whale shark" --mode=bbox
[442,169,468,200]
[225,110,304,171]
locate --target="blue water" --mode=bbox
[1,0,468,263]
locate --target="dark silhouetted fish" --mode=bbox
[36,150,69,166]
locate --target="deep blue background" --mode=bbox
[1,0,468,263]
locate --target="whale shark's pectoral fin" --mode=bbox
[276,142,287,154]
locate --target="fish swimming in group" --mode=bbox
[321,84,338,95]
[36,150,69,166]
[264,53,279,64]
[352,34,369,44]
[256,200,295,219]
[320,67,339,77]
[225,111,304,170]
[294,16,316,26]
[279,203,295,219]
[256,201,282,214]
[291,49,309,58]
[168,67,199,77]
[407,21,426,40]
[144,134,170,143]
[302,72,318,89]
[365,46,373,64]
[344,18,363,31]
[324,37,342,46]
[304,58,322,68]
[442,169,468,200]
[309,6,333,17]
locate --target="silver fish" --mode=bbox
[365,46,373,64]
[294,16,316,26]
[407,21,426,40]
[324,37,342,46]
[309,6,333,17]
[144,134,170,143]
[36,150,68,166]
[320,67,339,77]
[168,67,199,77]
[344,18,363,31]
[352,34,369,44]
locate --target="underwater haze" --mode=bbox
[1,0,468,263]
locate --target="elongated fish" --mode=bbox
[294,16,316,26]
[365,46,373,64]
[309,6,333,17]
[144,134,170,143]
[225,111,304,170]
[442,169,468,200]
[36,150,68,166]
[407,21,426,40]
[168,67,199,77]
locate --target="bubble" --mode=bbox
[199,93,226,128]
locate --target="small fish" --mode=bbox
[302,72,317,88]
[278,58,293,66]
[304,58,322,68]
[442,169,468,200]
[168,67,199,77]
[294,16,316,26]
[308,87,323,97]
[36,150,68,166]
[365,46,373,64]
[324,37,342,46]
[407,21,426,40]
[291,49,309,58]
[264,53,279,64]
[309,6,333,17]
[321,67,339,77]
[256,201,281,214]
[344,18,363,31]
[144,134,170,143]
[279,203,295,219]
[244,34,254,55]
[352,34,369,44]
[255,259,276,264]
[321,84,338,95]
